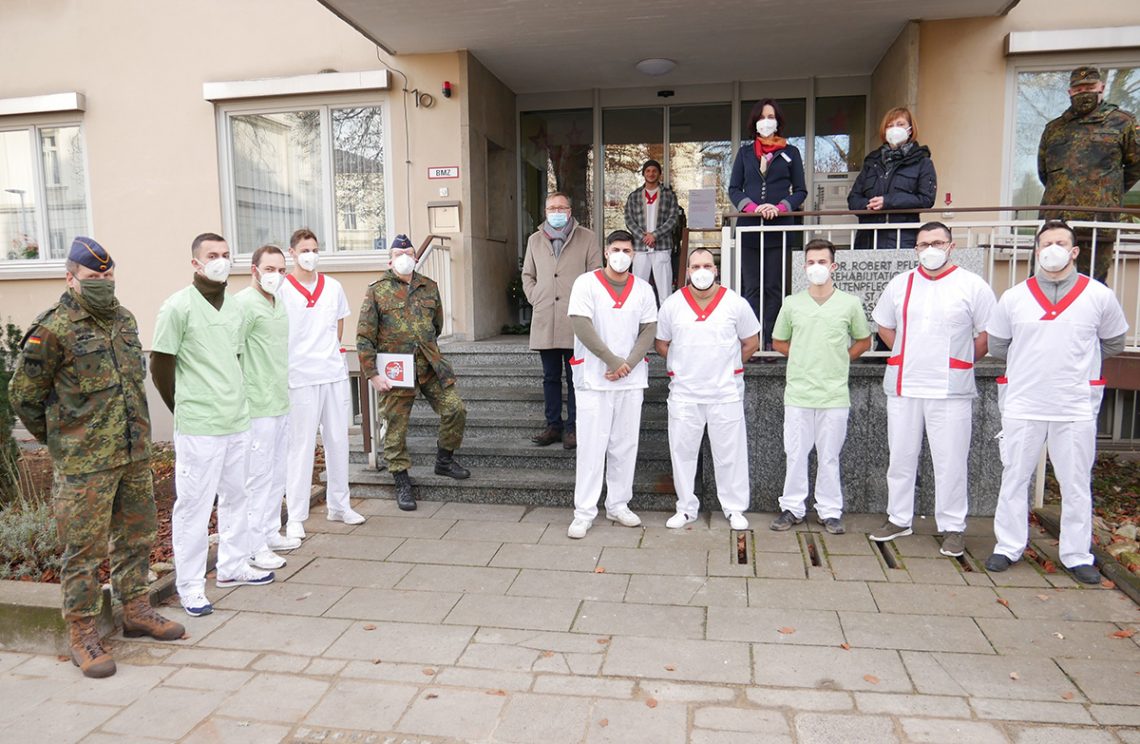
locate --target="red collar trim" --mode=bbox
[681,285,727,321]
[1026,275,1090,320]
[645,189,659,205]
[595,269,634,309]
[917,265,957,281]
[287,273,325,308]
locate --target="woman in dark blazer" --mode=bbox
[848,107,937,251]
[728,99,808,346]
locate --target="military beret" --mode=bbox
[391,234,413,250]
[1070,66,1102,87]
[642,159,663,174]
[68,236,113,272]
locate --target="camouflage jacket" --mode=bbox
[1038,101,1140,221]
[356,271,455,394]
[8,290,151,474]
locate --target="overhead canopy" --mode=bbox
[318,0,1017,93]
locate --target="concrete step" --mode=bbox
[405,411,668,440]
[409,386,669,417]
[353,436,675,469]
[342,464,679,509]
[449,366,674,388]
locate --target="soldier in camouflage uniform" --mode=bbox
[357,234,468,511]
[1038,66,1140,281]
[8,238,184,679]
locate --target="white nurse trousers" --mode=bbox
[573,388,644,522]
[885,395,972,533]
[246,414,289,554]
[172,429,251,598]
[780,406,850,520]
[633,251,672,305]
[668,399,751,517]
[286,379,352,524]
[993,417,1096,568]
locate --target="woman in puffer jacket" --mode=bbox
[848,107,937,251]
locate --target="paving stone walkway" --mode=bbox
[2,500,1139,743]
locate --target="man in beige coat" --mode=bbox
[523,191,602,450]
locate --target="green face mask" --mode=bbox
[78,279,117,316]
[1070,92,1100,116]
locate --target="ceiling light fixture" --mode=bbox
[635,58,676,77]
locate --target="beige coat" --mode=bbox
[522,223,602,350]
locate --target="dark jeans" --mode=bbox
[539,348,575,432]
[741,231,797,344]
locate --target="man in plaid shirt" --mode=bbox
[624,159,681,305]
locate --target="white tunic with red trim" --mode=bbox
[280,273,351,388]
[567,269,658,391]
[657,285,760,404]
[872,265,996,399]
[987,274,1128,421]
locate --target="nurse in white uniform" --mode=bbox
[280,228,364,538]
[870,221,996,559]
[985,220,1128,584]
[566,230,658,539]
[656,248,760,530]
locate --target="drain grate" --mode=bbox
[955,554,974,572]
[875,539,901,569]
[804,533,823,567]
[736,532,749,564]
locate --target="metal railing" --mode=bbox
[414,235,454,339]
[703,206,1140,356]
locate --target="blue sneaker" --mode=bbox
[216,568,275,588]
[181,594,213,617]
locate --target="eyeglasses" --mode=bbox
[546,206,572,213]
[916,240,950,251]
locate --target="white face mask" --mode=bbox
[392,253,416,276]
[919,247,948,271]
[296,251,319,272]
[1038,243,1074,273]
[689,268,715,290]
[885,125,911,147]
[805,263,831,286]
[200,257,231,283]
[756,118,778,138]
[607,250,632,274]
[257,270,283,294]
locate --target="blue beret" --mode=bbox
[69,237,114,272]
[391,234,413,250]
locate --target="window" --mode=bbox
[1009,65,1140,208]
[520,109,595,233]
[221,103,390,254]
[0,124,89,263]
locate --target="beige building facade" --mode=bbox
[2,0,1138,439]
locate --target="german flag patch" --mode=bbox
[26,335,42,347]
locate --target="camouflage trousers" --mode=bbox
[379,372,466,473]
[52,459,156,620]
[1074,227,1116,283]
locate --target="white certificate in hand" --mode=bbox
[376,353,415,388]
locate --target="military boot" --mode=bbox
[394,470,416,511]
[68,617,116,678]
[434,447,471,480]
[122,597,185,641]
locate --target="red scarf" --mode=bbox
[754,136,787,158]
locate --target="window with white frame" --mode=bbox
[220,103,390,255]
[1009,62,1140,208]
[0,124,89,262]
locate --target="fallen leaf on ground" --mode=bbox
[997,598,1010,607]
[296,592,312,601]
[362,624,377,631]
[596,638,610,645]
[1062,692,1075,700]
[422,668,435,676]
[372,659,382,665]
[56,655,68,662]
[486,689,507,696]
[840,643,851,650]
[1009,672,1020,681]
[599,719,609,728]
[1111,629,1136,639]
[863,674,880,685]
[777,627,796,635]
[645,698,658,708]
[425,693,438,700]
[664,664,676,672]
[594,567,606,573]
[1036,594,1050,601]
[1102,579,1117,589]
[540,650,554,658]
[1052,632,1065,640]
[1042,560,1058,574]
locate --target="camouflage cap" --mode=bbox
[68,236,113,272]
[1070,66,1102,87]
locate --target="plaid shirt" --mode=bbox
[624,184,680,252]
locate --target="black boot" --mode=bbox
[434,447,471,479]
[393,469,416,511]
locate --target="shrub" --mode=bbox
[0,321,22,503]
[0,496,61,581]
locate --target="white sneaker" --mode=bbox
[249,549,286,570]
[181,593,213,617]
[216,567,274,587]
[606,506,642,528]
[267,534,302,551]
[567,518,592,539]
[285,521,306,540]
[727,512,749,530]
[666,512,698,529]
[327,508,366,525]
